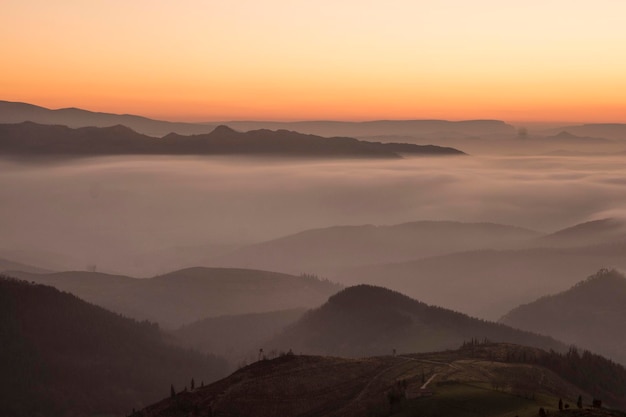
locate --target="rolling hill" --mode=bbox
[5,267,342,328]
[139,343,626,417]
[264,285,565,358]
[212,221,540,275]
[0,276,228,417]
[0,122,464,158]
[500,268,626,365]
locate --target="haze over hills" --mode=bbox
[0,121,464,158]
[537,218,626,248]
[0,256,50,274]
[174,308,306,367]
[140,343,626,417]
[265,285,565,358]
[6,267,341,328]
[0,276,228,417]
[334,244,626,320]
[501,269,626,366]
[212,221,541,275]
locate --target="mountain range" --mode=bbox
[0,100,515,139]
[0,121,465,158]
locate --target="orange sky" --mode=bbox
[2,0,626,122]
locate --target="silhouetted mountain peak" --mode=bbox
[210,125,238,135]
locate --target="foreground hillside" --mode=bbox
[265,285,565,358]
[140,343,626,417]
[7,267,341,328]
[0,276,228,417]
[214,221,539,275]
[0,122,464,158]
[501,269,626,365]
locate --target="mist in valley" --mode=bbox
[2,153,626,277]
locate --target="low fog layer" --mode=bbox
[2,154,626,276]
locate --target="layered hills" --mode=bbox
[501,269,626,365]
[6,267,341,328]
[0,276,228,417]
[333,238,626,320]
[0,122,464,158]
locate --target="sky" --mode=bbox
[2,0,626,122]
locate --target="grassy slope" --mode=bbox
[140,344,625,417]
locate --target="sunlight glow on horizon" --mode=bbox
[2,0,626,123]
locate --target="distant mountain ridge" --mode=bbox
[0,100,216,136]
[0,100,516,139]
[0,121,465,158]
[218,118,517,139]
[543,123,626,141]
[537,218,626,247]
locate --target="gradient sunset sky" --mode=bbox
[2,0,625,122]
